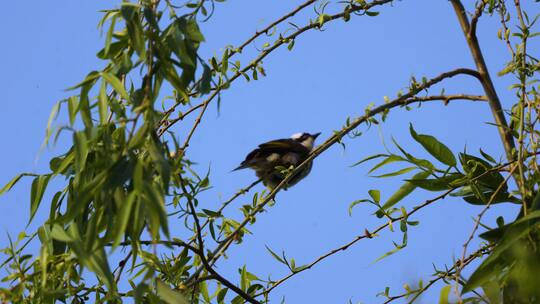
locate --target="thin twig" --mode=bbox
[383,244,493,304]
[454,164,517,302]
[181,179,261,304]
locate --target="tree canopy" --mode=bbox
[1,0,540,303]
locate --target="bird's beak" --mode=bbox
[312,132,321,139]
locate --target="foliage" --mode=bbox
[0,0,539,303]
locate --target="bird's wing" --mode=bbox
[257,138,308,153]
[234,139,308,171]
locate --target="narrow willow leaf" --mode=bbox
[240,265,248,291]
[65,71,100,91]
[368,155,406,174]
[351,153,388,167]
[409,124,456,166]
[104,13,118,56]
[121,4,146,58]
[112,192,136,249]
[407,173,464,191]
[156,280,188,304]
[79,82,94,129]
[98,80,108,124]
[439,285,451,304]
[1,173,37,195]
[371,166,416,178]
[29,175,51,224]
[100,72,130,102]
[185,18,205,42]
[67,96,79,126]
[377,171,431,216]
[368,189,380,203]
[265,245,286,264]
[348,199,371,216]
[50,225,74,242]
[73,132,89,172]
[217,288,228,304]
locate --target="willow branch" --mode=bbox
[450,0,520,190]
[182,179,261,304]
[405,94,487,105]
[157,0,396,145]
[383,244,493,304]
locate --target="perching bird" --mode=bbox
[233,132,321,189]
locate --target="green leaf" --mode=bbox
[112,192,136,249]
[348,199,371,216]
[98,80,108,124]
[185,18,205,42]
[1,173,36,195]
[29,175,51,224]
[73,132,89,172]
[463,210,540,293]
[368,189,380,203]
[351,154,388,167]
[100,72,130,102]
[104,13,118,56]
[368,155,407,174]
[67,96,79,126]
[79,82,94,129]
[121,3,146,58]
[377,171,431,216]
[240,265,248,291]
[407,173,465,191]
[217,288,228,304]
[372,166,416,178]
[65,71,100,91]
[439,285,451,304]
[409,124,456,166]
[265,245,286,265]
[50,224,74,242]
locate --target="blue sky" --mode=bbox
[0,1,529,303]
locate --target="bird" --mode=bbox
[233,132,321,189]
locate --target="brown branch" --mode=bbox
[405,94,487,105]
[383,244,494,304]
[450,0,520,189]
[469,0,486,37]
[454,164,517,302]
[188,179,262,246]
[181,179,261,304]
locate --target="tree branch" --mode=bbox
[383,244,494,304]
[450,0,520,188]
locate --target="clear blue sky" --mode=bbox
[0,1,527,303]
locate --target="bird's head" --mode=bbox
[291,132,321,150]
